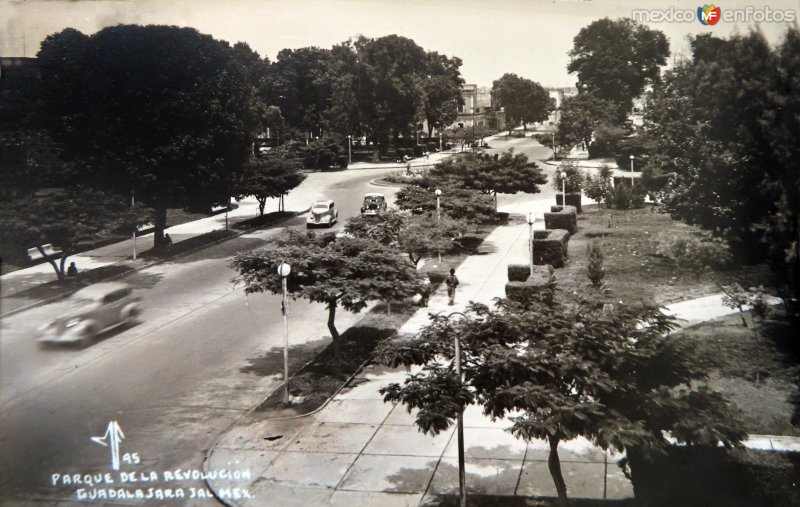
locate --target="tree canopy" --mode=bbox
[232,230,422,356]
[37,25,266,247]
[568,18,669,111]
[491,73,552,130]
[379,295,744,507]
[0,188,150,279]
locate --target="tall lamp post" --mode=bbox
[555,168,567,207]
[552,131,556,160]
[347,135,352,164]
[629,154,635,187]
[527,212,535,275]
[442,311,468,507]
[435,188,442,264]
[277,261,291,405]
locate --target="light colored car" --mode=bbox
[38,282,142,347]
[307,200,338,228]
[360,193,387,216]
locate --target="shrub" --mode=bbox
[589,123,627,158]
[587,240,605,288]
[507,264,530,282]
[608,183,646,209]
[300,137,347,169]
[584,166,614,206]
[544,205,578,234]
[412,145,424,157]
[654,231,733,273]
[552,160,584,193]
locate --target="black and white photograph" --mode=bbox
[1,0,799,505]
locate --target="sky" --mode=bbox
[1,0,798,88]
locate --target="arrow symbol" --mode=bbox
[91,421,125,471]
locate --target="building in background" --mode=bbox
[452,84,505,131]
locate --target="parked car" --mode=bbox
[361,193,387,216]
[38,282,142,347]
[307,200,338,228]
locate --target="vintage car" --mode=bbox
[38,282,142,347]
[360,193,387,216]
[306,200,339,228]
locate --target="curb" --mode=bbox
[0,209,309,320]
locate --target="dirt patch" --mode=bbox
[254,305,416,417]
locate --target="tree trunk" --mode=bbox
[494,191,498,212]
[327,297,341,359]
[257,197,266,216]
[154,206,168,248]
[40,244,64,280]
[59,254,68,278]
[548,436,569,507]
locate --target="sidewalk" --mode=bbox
[204,195,800,507]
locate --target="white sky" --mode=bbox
[2,0,798,88]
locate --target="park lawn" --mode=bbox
[554,203,797,436]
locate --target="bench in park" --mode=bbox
[26,243,63,262]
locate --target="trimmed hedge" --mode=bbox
[544,205,578,234]
[533,229,570,268]
[507,264,531,282]
[505,265,555,304]
[555,193,582,213]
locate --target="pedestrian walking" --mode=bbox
[420,276,432,307]
[445,268,459,305]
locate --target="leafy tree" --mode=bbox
[0,188,150,279]
[555,93,622,154]
[422,52,465,137]
[232,231,422,357]
[568,18,669,111]
[379,296,743,507]
[263,46,332,135]
[433,151,547,210]
[37,25,264,247]
[583,166,614,206]
[354,35,428,156]
[299,135,349,169]
[344,209,466,266]
[395,179,497,225]
[491,73,552,131]
[239,156,305,215]
[587,241,605,288]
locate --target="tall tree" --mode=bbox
[568,18,669,111]
[0,188,150,279]
[37,25,264,247]
[354,35,428,155]
[491,74,552,131]
[232,231,422,357]
[423,52,465,137]
[555,93,625,152]
[263,46,332,136]
[379,296,744,507]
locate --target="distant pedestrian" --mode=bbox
[420,276,432,307]
[164,233,173,247]
[66,262,78,277]
[445,268,459,305]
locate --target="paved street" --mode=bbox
[0,167,403,505]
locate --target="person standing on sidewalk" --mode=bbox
[445,268,459,305]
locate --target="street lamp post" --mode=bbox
[439,130,443,152]
[629,154,635,187]
[442,311,468,507]
[556,168,567,207]
[277,261,292,405]
[527,212,535,275]
[552,131,556,160]
[435,188,442,264]
[347,135,352,164]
